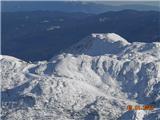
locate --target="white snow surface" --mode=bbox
[1,33,160,120]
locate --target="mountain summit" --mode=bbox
[91,33,129,44]
[1,33,160,120]
[67,33,130,56]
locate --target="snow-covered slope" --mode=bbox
[67,33,130,56]
[1,33,160,120]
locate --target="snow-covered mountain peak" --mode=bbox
[91,33,129,45]
[67,33,130,56]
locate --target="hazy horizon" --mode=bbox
[1,1,160,7]
[93,1,160,6]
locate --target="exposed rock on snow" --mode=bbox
[1,33,160,120]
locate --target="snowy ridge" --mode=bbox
[67,33,130,56]
[1,33,160,120]
[91,33,129,45]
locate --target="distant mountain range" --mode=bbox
[2,10,160,61]
[2,1,160,13]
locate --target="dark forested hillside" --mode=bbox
[2,10,160,61]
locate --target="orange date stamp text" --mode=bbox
[127,105,154,111]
